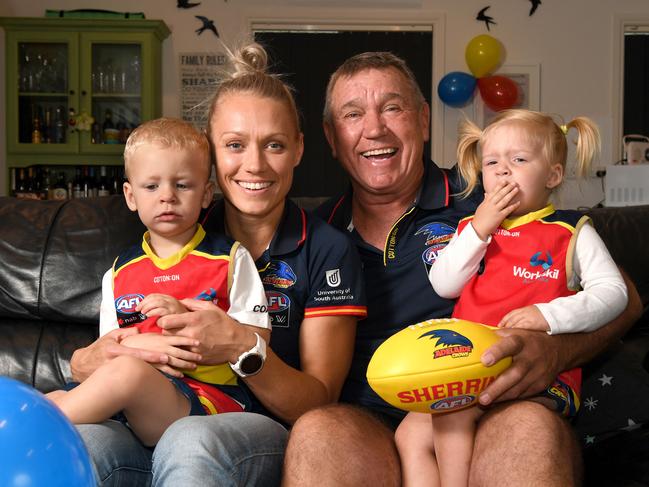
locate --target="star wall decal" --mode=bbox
[584,435,595,445]
[597,373,613,386]
[584,397,598,411]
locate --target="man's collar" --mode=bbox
[415,160,450,210]
[325,160,450,227]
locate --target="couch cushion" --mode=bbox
[39,196,144,323]
[0,318,97,392]
[587,204,649,313]
[0,196,145,323]
[0,197,65,320]
[574,333,649,446]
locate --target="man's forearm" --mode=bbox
[557,271,642,370]
[70,346,96,382]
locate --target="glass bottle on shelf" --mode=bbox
[15,168,28,198]
[20,52,35,92]
[39,168,50,199]
[26,167,39,199]
[50,171,68,200]
[118,63,127,93]
[103,109,119,144]
[117,109,130,143]
[106,60,116,93]
[91,122,102,144]
[72,167,83,199]
[85,166,98,197]
[10,168,17,196]
[53,106,66,144]
[43,107,53,143]
[112,166,125,194]
[129,54,141,94]
[95,64,105,93]
[51,55,66,93]
[97,166,111,196]
[31,114,42,144]
[41,57,54,91]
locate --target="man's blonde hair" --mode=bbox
[323,51,426,123]
[123,117,211,179]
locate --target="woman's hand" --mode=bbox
[70,327,169,382]
[120,333,202,378]
[244,315,356,424]
[156,298,264,365]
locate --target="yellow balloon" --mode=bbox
[465,34,504,78]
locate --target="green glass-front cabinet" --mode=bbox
[0,17,170,189]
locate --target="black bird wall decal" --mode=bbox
[178,0,201,8]
[195,16,219,37]
[476,6,496,31]
[529,0,541,16]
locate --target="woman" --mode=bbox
[71,42,366,486]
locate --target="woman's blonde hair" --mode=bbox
[206,42,301,138]
[123,117,210,179]
[456,109,600,197]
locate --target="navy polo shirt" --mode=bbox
[317,161,482,421]
[202,198,367,372]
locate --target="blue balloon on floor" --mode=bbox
[0,377,96,486]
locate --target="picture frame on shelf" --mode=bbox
[475,64,541,126]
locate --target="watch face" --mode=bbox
[240,354,263,375]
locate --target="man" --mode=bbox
[282,52,641,487]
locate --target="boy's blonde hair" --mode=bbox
[123,117,211,179]
[456,109,601,197]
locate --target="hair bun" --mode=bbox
[231,42,268,77]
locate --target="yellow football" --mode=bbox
[367,318,512,414]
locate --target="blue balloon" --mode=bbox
[437,71,477,108]
[0,377,96,487]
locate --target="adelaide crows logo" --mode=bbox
[261,260,297,288]
[415,222,455,246]
[419,329,474,359]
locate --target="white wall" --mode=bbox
[2,0,649,208]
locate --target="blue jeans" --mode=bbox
[77,413,288,486]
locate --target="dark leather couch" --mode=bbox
[1,195,648,486]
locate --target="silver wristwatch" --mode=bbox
[229,332,267,378]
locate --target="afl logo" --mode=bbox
[422,245,444,265]
[115,294,144,314]
[431,395,474,411]
[266,291,290,312]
